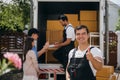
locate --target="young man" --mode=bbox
[53,15,75,70]
[66,25,103,80]
[28,28,49,58]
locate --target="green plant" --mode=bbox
[116,10,120,31]
[116,19,120,31]
[109,40,117,47]
[0,0,30,32]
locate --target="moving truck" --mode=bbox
[33,0,105,79]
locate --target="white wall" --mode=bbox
[108,2,120,31]
[116,31,120,66]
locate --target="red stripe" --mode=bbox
[39,68,64,73]
[44,69,49,71]
[39,69,44,71]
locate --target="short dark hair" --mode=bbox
[75,25,89,34]
[58,14,68,21]
[28,28,39,36]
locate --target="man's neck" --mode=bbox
[78,43,90,51]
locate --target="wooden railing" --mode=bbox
[0,31,25,60]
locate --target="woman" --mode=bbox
[23,37,40,80]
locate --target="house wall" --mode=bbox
[116,31,120,67]
[108,2,120,31]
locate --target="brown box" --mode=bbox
[96,65,116,80]
[80,21,98,32]
[64,14,80,28]
[47,20,63,30]
[96,75,116,80]
[80,11,97,20]
[96,76,116,80]
[65,14,78,21]
[46,30,63,44]
[96,77,110,80]
[96,66,114,78]
[69,21,80,28]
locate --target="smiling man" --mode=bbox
[66,25,103,80]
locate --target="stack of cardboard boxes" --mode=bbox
[46,10,99,63]
[96,66,116,80]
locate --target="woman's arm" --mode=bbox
[38,41,49,57]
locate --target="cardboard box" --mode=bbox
[80,21,98,32]
[69,21,80,28]
[46,30,63,44]
[80,11,97,20]
[47,20,63,30]
[65,14,78,21]
[96,76,116,80]
[96,66,114,78]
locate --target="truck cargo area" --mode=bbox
[37,2,100,63]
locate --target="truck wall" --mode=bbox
[108,2,120,31]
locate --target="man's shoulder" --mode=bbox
[91,47,101,51]
[68,24,74,27]
[67,25,74,30]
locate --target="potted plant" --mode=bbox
[0,52,22,80]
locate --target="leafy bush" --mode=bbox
[0,0,30,32]
[116,10,120,31]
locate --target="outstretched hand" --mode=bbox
[43,41,49,50]
[86,48,94,61]
[54,42,61,48]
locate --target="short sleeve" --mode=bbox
[66,27,75,41]
[68,49,75,62]
[91,47,103,59]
